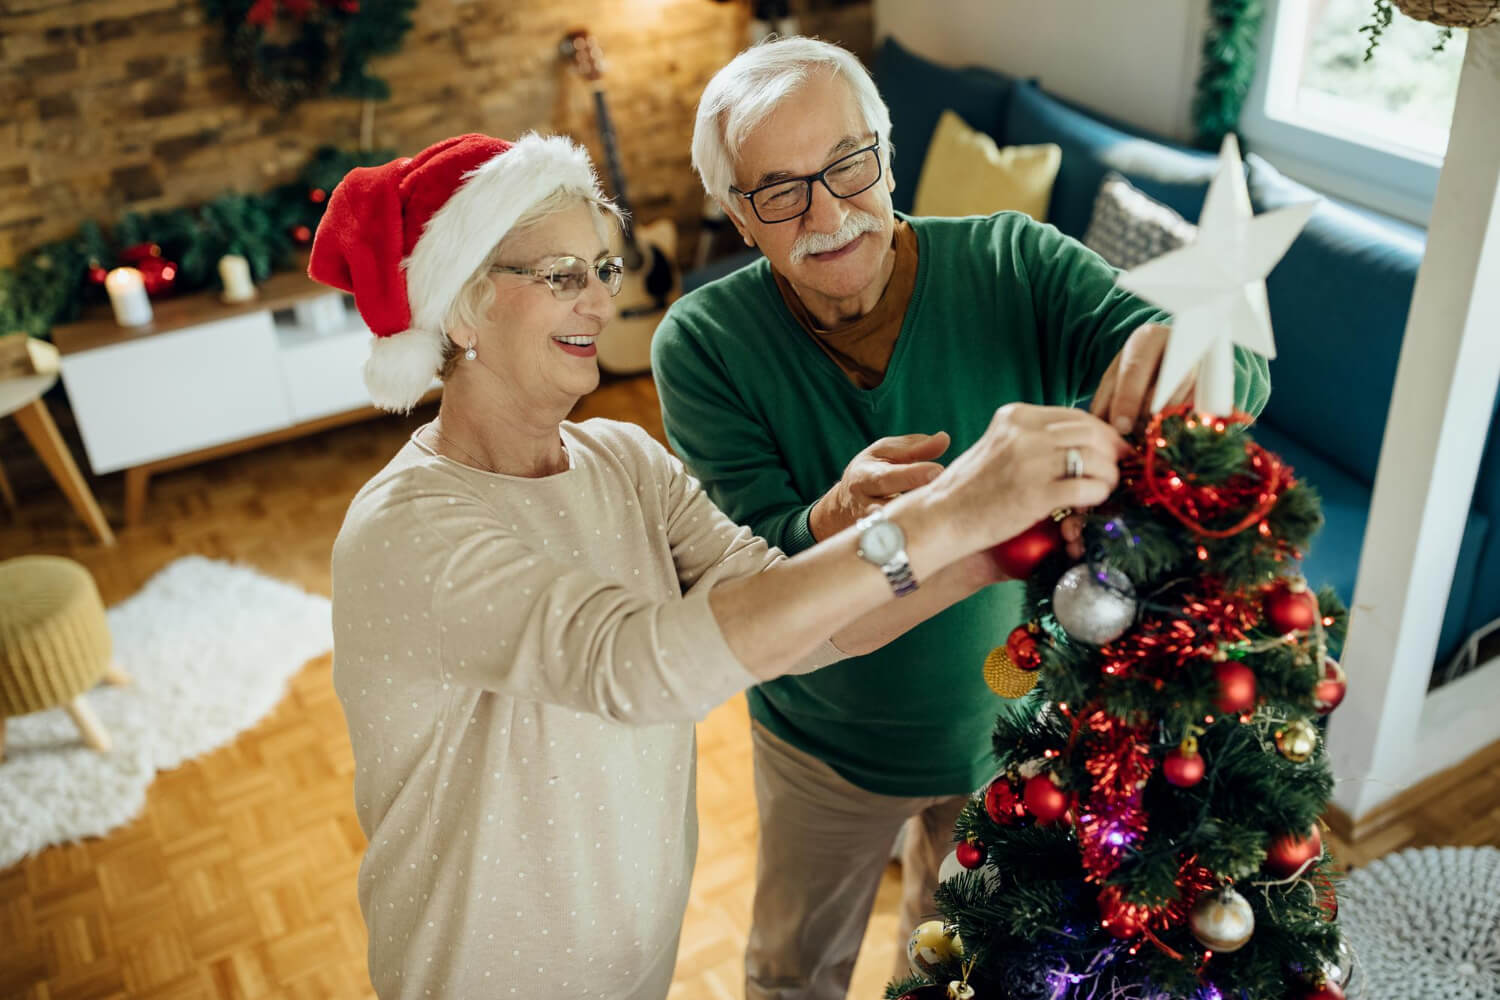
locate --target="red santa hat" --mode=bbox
[308,132,605,412]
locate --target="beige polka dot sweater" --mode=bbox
[330,418,842,999]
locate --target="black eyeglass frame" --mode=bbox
[728,141,884,224]
[489,253,626,299]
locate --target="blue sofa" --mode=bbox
[683,37,1500,670]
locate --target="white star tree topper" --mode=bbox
[1115,134,1317,417]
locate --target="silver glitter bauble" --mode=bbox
[1189,886,1256,952]
[1051,563,1137,645]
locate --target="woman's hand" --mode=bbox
[926,403,1129,555]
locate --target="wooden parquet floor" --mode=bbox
[0,374,1495,999]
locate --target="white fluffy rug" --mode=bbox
[0,556,332,869]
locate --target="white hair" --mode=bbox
[691,36,892,223]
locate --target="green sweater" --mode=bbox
[652,212,1270,796]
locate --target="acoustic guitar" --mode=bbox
[561,29,680,375]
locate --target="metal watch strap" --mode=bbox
[884,553,919,598]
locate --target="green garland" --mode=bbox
[1192,0,1267,150]
[0,147,391,340]
[201,0,416,109]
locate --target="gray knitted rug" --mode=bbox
[1341,845,1500,999]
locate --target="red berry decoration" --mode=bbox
[1313,658,1347,714]
[1023,773,1069,824]
[1005,623,1043,672]
[292,224,313,244]
[1265,578,1318,634]
[135,255,178,296]
[1265,824,1323,878]
[1096,884,1145,939]
[984,777,1025,824]
[87,265,109,285]
[1163,740,1206,788]
[955,839,984,869]
[309,187,327,204]
[990,517,1063,579]
[1214,661,1258,714]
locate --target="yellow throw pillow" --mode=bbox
[913,109,1062,221]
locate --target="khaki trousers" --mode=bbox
[744,720,969,1000]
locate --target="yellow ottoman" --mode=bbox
[0,555,130,761]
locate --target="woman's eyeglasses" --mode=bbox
[490,254,625,300]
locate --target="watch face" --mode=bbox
[861,519,904,564]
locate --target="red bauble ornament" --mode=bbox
[1163,744,1206,787]
[292,224,313,244]
[984,777,1025,824]
[87,265,108,285]
[955,840,984,869]
[990,517,1063,579]
[118,242,161,265]
[1313,658,1347,714]
[135,255,178,296]
[1005,623,1043,672]
[1214,661,1258,714]
[1023,774,1069,824]
[309,187,327,204]
[1265,824,1323,878]
[1265,579,1318,634]
[1096,884,1145,939]
[1299,983,1345,1000]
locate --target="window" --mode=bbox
[1240,0,1467,225]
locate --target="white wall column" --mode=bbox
[1328,22,1500,821]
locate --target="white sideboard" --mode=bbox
[51,267,439,525]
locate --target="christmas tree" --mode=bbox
[890,407,1351,1000]
[888,137,1353,1000]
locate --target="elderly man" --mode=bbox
[652,36,1269,1000]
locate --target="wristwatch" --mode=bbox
[855,507,919,597]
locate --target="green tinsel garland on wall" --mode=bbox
[1192,0,1267,150]
[0,146,390,340]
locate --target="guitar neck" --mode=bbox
[591,88,643,256]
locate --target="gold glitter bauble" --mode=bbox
[984,646,1039,698]
[1276,718,1320,763]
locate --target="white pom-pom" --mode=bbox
[363,327,447,413]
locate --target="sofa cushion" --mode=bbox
[1252,421,1487,665]
[874,37,1020,215]
[914,111,1061,220]
[1246,153,1426,486]
[1083,172,1198,270]
[1002,83,1221,239]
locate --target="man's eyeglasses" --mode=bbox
[729,142,883,224]
[490,254,625,300]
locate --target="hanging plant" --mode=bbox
[1362,0,1500,59]
[201,0,416,109]
[1192,0,1267,150]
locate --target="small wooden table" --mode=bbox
[0,372,115,546]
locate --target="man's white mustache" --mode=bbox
[790,211,883,263]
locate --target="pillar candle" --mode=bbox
[218,254,257,302]
[105,267,153,328]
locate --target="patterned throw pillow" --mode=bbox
[1082,172,1198,270]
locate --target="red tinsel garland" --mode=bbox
[1098,592,1260,680]
[1074,709,1155,882]
[1134,406,1293,539]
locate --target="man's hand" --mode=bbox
[809,432,951,541]
[1090,322,1195,435]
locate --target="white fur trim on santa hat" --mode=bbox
[404,133,604,339]
[363,325,447,413]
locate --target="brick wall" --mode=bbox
[0,0,874,270]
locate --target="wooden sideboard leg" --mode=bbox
[124,467,150,527]
[12,398,116,547]
[65,697,111,753]
[0,457,15,514]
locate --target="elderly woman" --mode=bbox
[310,132,1126,999]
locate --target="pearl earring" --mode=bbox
[464,345,477,361]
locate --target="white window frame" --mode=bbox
[1239,0,1446,226]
